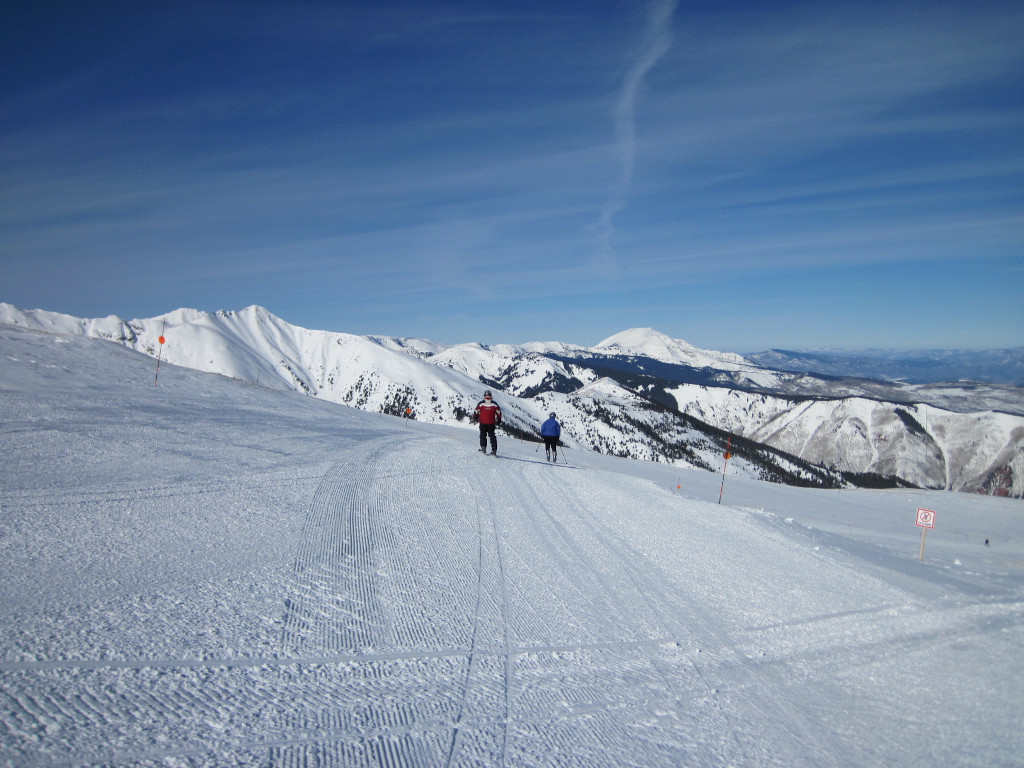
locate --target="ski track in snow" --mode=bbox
[0,436,727,766]
[2,326,1024,767]
[3,429,1024,766]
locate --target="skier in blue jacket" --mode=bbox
[540,412,561,462]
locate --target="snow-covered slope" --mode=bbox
[1,322,1022,767]
[0,304,831,486]
[427,342,597,399]
[2,303,1020,496]
[667,384,1024,497]
[0,303,539,431]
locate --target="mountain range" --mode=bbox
[746,347,1024,386]
[2,303,1022,498]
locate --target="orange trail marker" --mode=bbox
[718,436,733,505]
[154,319,166,386]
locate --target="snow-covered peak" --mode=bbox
[367,335,447,359]
[431,342,516,370]
[521,340,591,357]
[0,302,135,342]
[572,376,645,404]
[596,327,751,370]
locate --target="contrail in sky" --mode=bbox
[595,0,676,269]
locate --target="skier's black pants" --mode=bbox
[543,436,559,456]
[479,424,497,452]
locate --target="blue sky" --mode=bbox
[2,0,1022,351]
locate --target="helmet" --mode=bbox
[484,390,492,398]
[549,412,556,418]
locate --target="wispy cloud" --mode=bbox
[2,1,1021,349]
[593,0,676,269]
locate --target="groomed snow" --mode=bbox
[2,324,1022,767]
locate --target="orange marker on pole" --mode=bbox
[154,319,166,386]
[718,436,732,505]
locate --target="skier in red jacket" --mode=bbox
[473,390,502,456]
